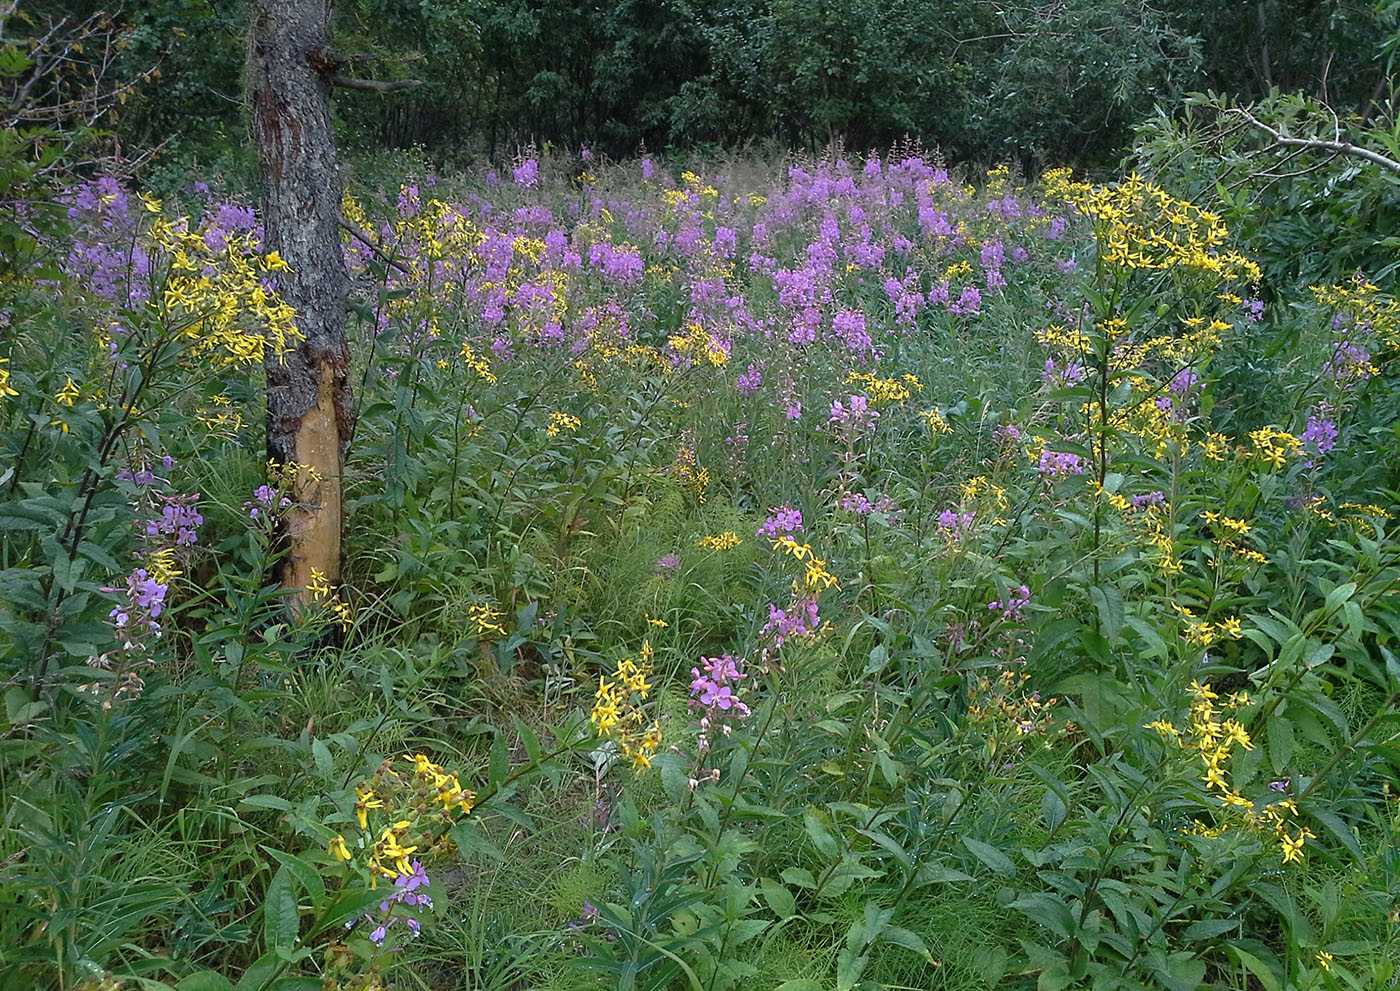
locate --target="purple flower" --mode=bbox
[1038,450,1085,478]
[756,505,803,539]
[762,597,820,647]
[1300,413,1338,466]
[735,363,762,396]
[689,653,750,719]
[937,509,975,540]
[656,554,681,573]
[1130,490,1165,511]
[988,585,1031,622]
[829,395,878,431]
[1169,368,1199,396]
[1042,358,1085,389]
[513,158,540,188]
[948,285,982,316]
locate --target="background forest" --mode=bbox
[30,0,1400,171]
[3,2,1400,991]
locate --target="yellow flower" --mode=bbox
[468,603,508,637]
[328,835,354,862]
[546,411,581,437]
[355,785,383,829]
[306,567,332,600]
[1315,951,1333,973]
[698,531,741,550]
[55,377,80,406]
[1280,830,1306,864]
[1202,763,1228,791]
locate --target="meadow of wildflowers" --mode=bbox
[1,149,1399,991]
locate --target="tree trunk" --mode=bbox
[247,0,351,611]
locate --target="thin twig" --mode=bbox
[338,216,410,274]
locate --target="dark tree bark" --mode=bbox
[247,0,351,609]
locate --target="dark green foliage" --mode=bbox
[29,0,1395,172]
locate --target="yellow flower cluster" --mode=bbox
[268,458,322,486]
[458,340,496,382]
[671,445,710,501]
[698,531,742,550]
[769,535,839,593]
[846,370,922,405]
[590,641,662,769]
[667,323,729,367]
[1171,603,1244,647]
[146,547,181,585]
[1042,171,1260,283]
[468,603,508,637]
[145,202,302,368]
[305,566,353,631]
[1248,427,1301,469]
[919,408,953,436]
[194,394,245,436]
[960,475,1010,527]
[1087,482,1181,577]
[0,357,16,401]
[967,668,1062,757]
[329,753,477,887]
[1312,274,1400,351]
[1146,682,1312,862]
[546,411,580,437]
[1199,511,1269,567]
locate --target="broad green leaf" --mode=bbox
[262,865,299,951]
[962,837,1016,876]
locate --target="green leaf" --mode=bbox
[962,837,1016,876]
[774,982,824,991]
[760,877,797,919]
[1228,945,1283,991]
[260,848,325,905]
[913,863,974,885]
[1307,806,1363,862]
[1010,892,1076,939]
[804,812,839,859]
[835,948,868,991]
[449,818,507,863]
[727,919,770,945]
[309,888,389,937]
[235,951,280,991]
[1182,918,1240,940]
[176,974,237,991]
[1040,788,1067,832]
[1037,966,1074,991]
[239,795,293,812]
[513,715,542,765]
[880,924,934,961]
[1089,585,1125,643]
[310,739,334,781]
[780,867,817,889]
[489,733,509,785]
[262,866,300,951]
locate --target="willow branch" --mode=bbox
[331,75,421,93]
[1228,106,1400,178]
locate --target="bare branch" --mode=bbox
[330,75,421,94]
[338,216,410,274]
[1227,106,1400,178]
